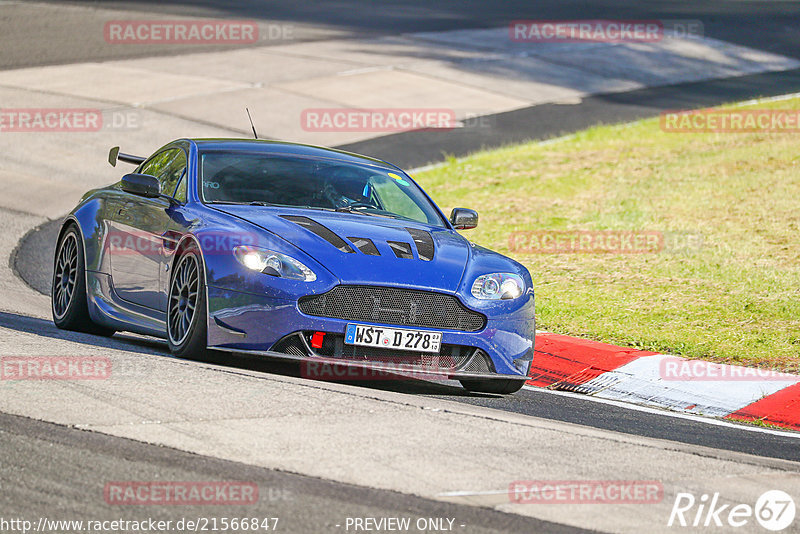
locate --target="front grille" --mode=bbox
[270,332,494,375]
[314,333,473,369]
[298,285,486,332]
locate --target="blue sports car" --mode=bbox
[52,139,535,394]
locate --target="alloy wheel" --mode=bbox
[168,253,200,346]
[53,233,78,319]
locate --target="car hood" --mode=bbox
[213,205,471,292]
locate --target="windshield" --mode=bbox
[200,152,445,227]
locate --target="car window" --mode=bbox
[199,152,445,227]
[139,148,187,199]
[368,175,428,223]
[173,170,188,203]
[139,150,170,183]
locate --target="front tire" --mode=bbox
[460,379,526,395]
[51,224,115,336]
[167,245,210,361]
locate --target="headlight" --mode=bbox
[233,246,316,281]
[471,273,524,300]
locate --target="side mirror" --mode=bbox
[121,173,160,198]
[450,208,478,230]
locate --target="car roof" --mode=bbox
[188,138,398,170]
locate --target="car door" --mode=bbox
[108,148,187,311]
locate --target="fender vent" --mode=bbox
[271,334,307,357]
[387,241,413,259]
[348,237,380,256]
[405,228,435,261]
[281,215,354,253]
[459,350,495,373]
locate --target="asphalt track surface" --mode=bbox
[9,0,800,453]
[0,411,587,534]
[7,0,800,68]
[4,1,800,531]
[3,311,799,466]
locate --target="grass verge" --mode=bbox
[414,97,800,370]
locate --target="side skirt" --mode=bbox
[86,271,167,338]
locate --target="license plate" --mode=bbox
[345,324,442,353]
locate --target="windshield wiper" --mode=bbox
[334,206,362,214]
[334,206,395,218]
[206,200,274,206]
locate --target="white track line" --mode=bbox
[736,91,800,107]
[523,386,800,439]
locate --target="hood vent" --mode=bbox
[280,215,355,253]
[387,241,413,259]
[405,228,435,261]
[348,237,380,256]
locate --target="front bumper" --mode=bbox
[205,285,535,379]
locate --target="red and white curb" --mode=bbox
[527,333,800,431]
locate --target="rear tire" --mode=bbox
[167,244,211,362]
[51,224,115,336]
[460,379,525,395]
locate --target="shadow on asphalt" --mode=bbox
[7,311,800,462]
[41,0,800,60]
[12,217,61,296]
[0,310,489,398]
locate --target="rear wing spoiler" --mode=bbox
[108,146,145,167]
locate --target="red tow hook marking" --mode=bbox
[311,332,325,349]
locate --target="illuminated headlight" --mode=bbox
[233,246,316,281]
[471,273,525,300]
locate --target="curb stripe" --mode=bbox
[528,333,655,388]
[527,333,800,431]
[726,383,800,430]
[584,354,799,418]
